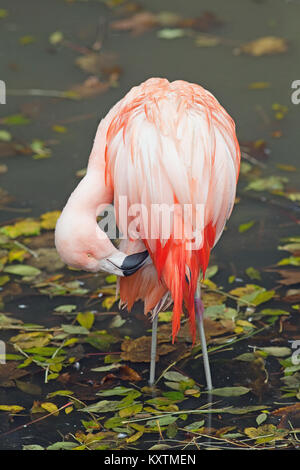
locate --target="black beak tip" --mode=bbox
[121,250,149,276]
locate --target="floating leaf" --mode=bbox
[0,9,8,18]
[0,130,12,142]
[239,220,255,233]
[239,36,288,56]
[157,28,185,39]
[76,311,94,330]
[19,35,36,45]
[163,371,190,382]
[277,256,300,267]
[3,264,41,277]
[146,415,178,427]
[1,114,30,125]
[61,324,89,335]
[47,442,78,450]
[246,176,288,192]
[40,402,59,416]
[49,31,64,45]
[183,420,205,431]
[0,405,24,413]
[54,304,77,314]
[248,82,271,90]
[210,386,251,397]
[246,267,261,280]
[258,347,291,357]
[119,403,143,418]
[40,211,61,230]
[256,413,268,425]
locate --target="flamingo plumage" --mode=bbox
[55,78,240,388]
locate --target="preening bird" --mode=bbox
[55,78,240,389]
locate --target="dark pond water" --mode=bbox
[0,0,299,451]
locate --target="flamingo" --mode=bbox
[55,78,240,390]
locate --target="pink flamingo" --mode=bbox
[55,78,240,389]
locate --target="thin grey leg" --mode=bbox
[149,313,158,386]
[195,281,213,391]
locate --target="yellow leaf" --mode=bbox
[8,248,27,263]
[76,311,94,330]
[234,326,244,334]
[119,403,143,418]
[102,295,117,310]
[1,219,41,238]
[236,319,255,328]
[0,405,25,413]
[52,125,67,134]
[10,331,52,349]
[248,81,271,89]
[240,36,288,56]
[40,211,61,230]
[65,406,73,415]
[126,431,143,443]
[41,402,59,416]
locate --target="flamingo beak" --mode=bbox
[98,250,149,277]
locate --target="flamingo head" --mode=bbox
[55,205,148,276]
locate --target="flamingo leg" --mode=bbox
[149,313,158,386]
[195,281,213,391]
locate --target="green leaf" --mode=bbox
[61,324,89,335]
[76,311,94,330]
[80,400,128,413]
[157,28,185,39]
[277,256,300,266]
[0,9,8,18]
[105,274,117,284]
[3,264,41,277]
[163,371,190,382]
[49,31,64,45]
[0,130,12,142]
[260,308,290,316]
[23,445,45,450]
[146,415,178,427]
[54,304,77,313]
[252,290,275,306]
[119,403,143,418]
[258,346,291,357]
[256,413,267,425]
[235,353,256,362]
[210,386,251,397]
[246,267,261,280]
[183,420,205,431]
[245,176,288,192]
[239,220,255,233]
[205,265,218,279]
[96,386,136,397]
[2,114,31,125]
[47,442,78,450]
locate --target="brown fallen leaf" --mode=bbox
[28,247,65,273]
[265,268,300,286]
[282,289,300,303]
[240,140,270,162]
[0,362,28,387]
[239,36,288,57]
[70,77,110,99]
[119,364,142,382]
[110,12,158,35]
[75,52,119,75]
[271,403,300,429]
[179,11,222,31]
[26,231,55,249]
[121,335,175,362]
